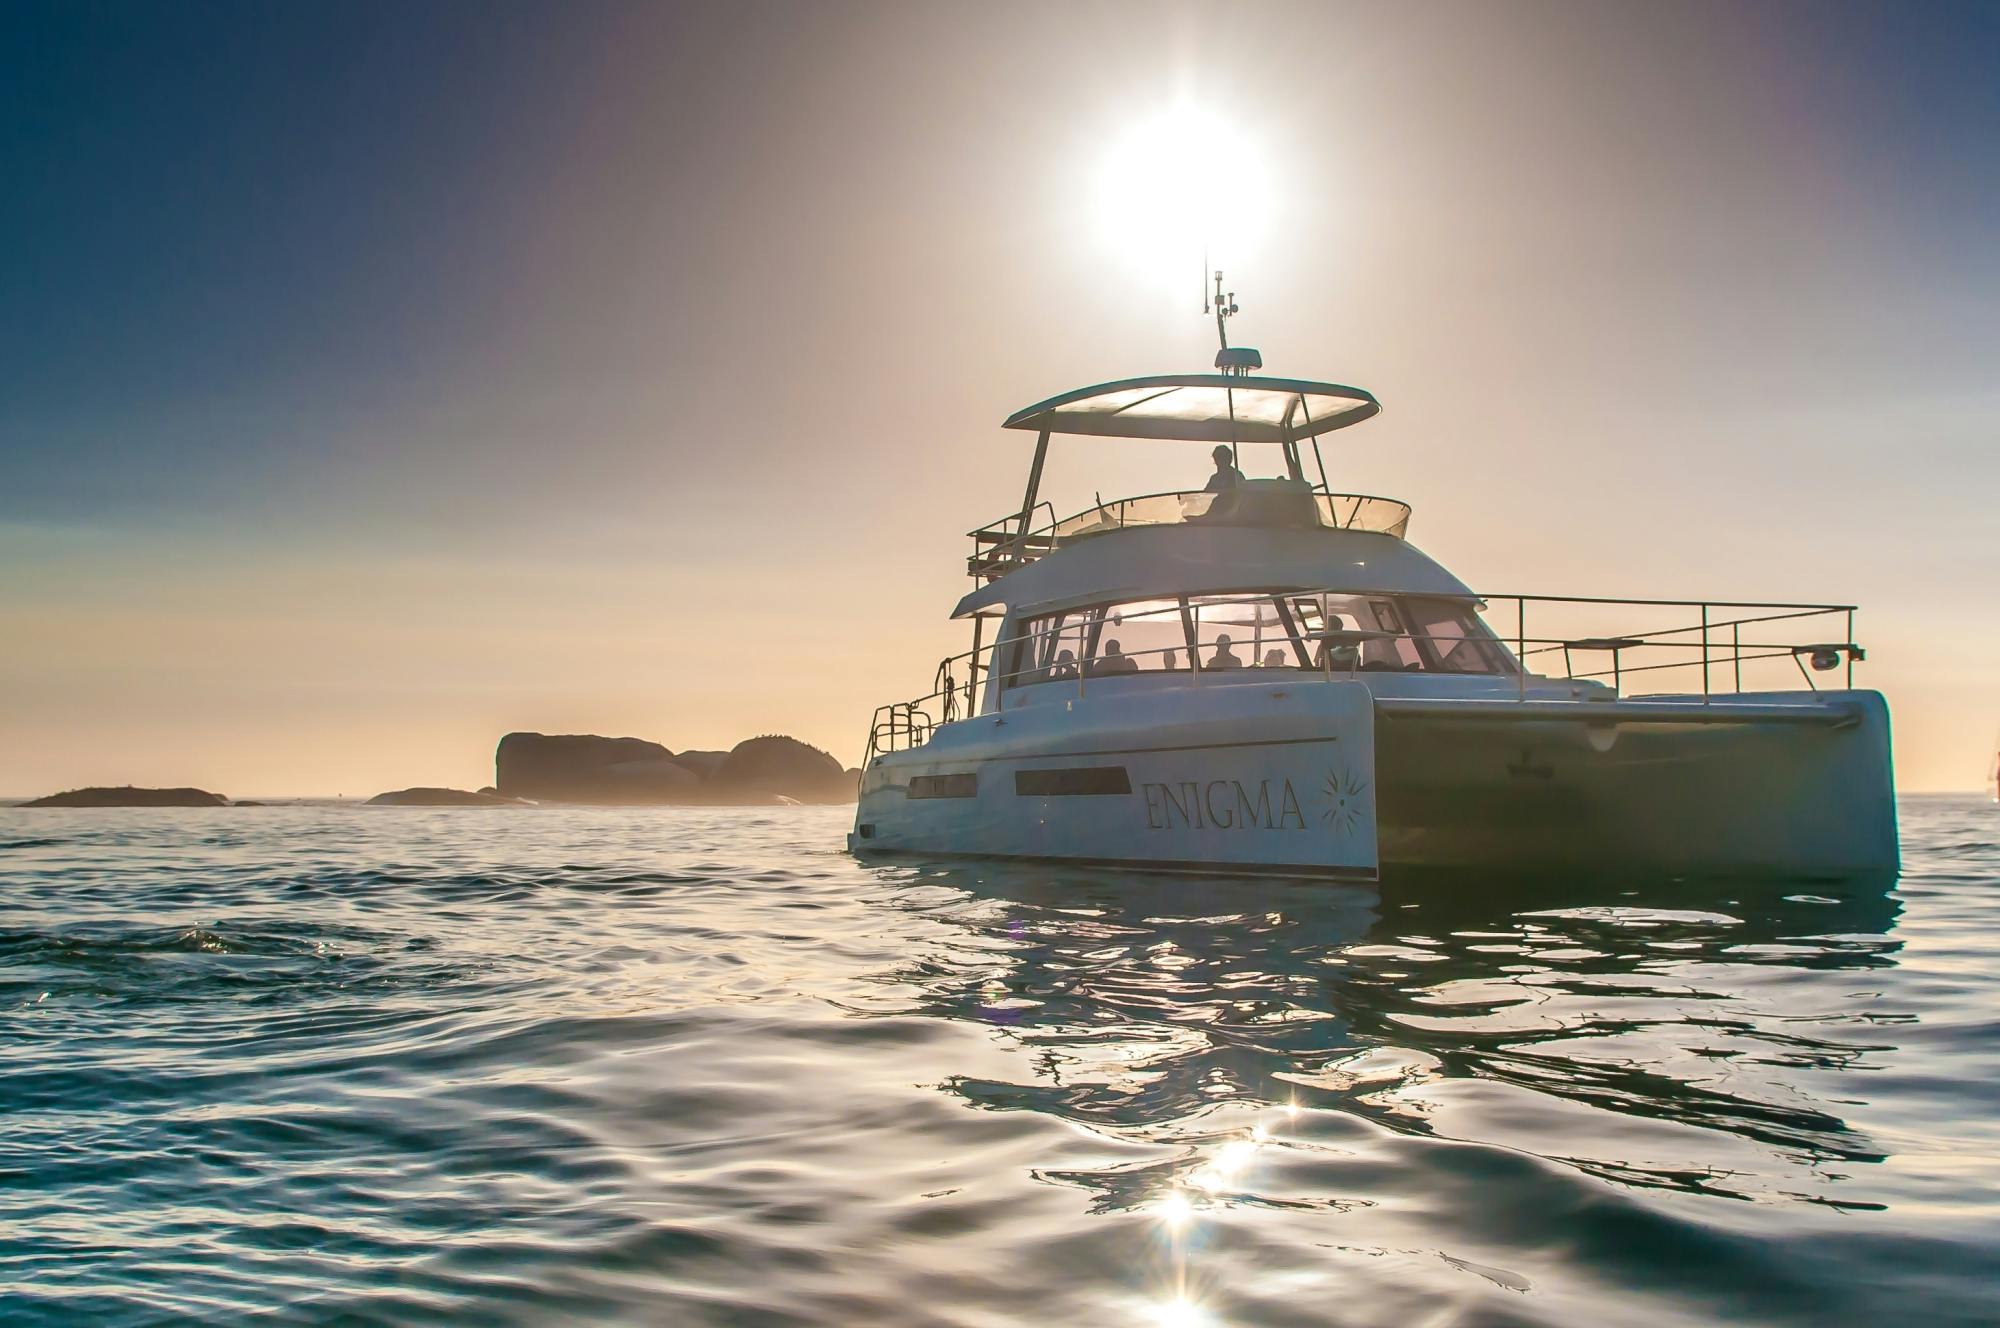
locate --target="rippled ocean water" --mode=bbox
[2,796,1996,1326]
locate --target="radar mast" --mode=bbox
[1205,269,1262,378]
[1205,268,1238,350]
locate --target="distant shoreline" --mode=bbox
[1,795,861,808]
[6,731,865,810]
[0,789,1986,806]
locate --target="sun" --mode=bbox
[1093,103,1274,281]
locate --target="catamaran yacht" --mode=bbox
[850,284,1897,881]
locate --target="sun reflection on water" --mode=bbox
[876,850,1933,1320]
[1152,1295,1208,1328]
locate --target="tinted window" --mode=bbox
[1404,598,1513,674]
[1015,767,1132,796]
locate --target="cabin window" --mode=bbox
[1001,593,1514,687]
[1402,597,1515,674]
[1287,593,1400,671]
[1006,600,1188,685]
[999,610,1085,687]
[1188,594,1303,671]
[1092,599,1189,674]
[1364,599,1426,671]
[1038,610,1096,683]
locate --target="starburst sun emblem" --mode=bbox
[1320,767,1370,837]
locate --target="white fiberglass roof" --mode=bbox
[1003,374,1379,443]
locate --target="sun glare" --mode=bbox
[1094,104,1273,284]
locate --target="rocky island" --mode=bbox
[24,786,230,808]
[366,787,528,807]
[495,732,857,805]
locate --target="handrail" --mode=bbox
[965,487,1413,580]
[1483,592,1857,612]
[859,588,1865,763]
[966,499,1057,577]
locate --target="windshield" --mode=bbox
[1002,592,1517,687]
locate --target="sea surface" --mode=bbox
[1,796,1996,1326]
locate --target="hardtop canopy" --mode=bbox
[1003,373,1379,444]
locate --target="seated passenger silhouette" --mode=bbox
[1313,616,1359,670]
[1049,649,1078,681]
[1162,649,1177,671]
[1203,445,1245,494]
[1207,634,1244,669]
[1091,639,1140,675]
[1262,648,1288,668]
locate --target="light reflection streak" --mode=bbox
[1190,1137,1260,1193]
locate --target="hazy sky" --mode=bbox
[3,0,1995,795]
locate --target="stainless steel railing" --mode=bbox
[965,489,1413,580]
[861,591,1863,765]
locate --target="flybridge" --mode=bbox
[973,371,1399,583]
[994,369,1383,530]
[973,270,1397,582]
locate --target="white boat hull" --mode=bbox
[852,680,1380,880]
[851,681,1898,881]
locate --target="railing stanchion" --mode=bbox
[1700,604,1710,702]
[1846,609,1855,689]
[968,619,983,718]
[1517,599,1526,701]
[1733,622,1741,693]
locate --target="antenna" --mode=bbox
[1206,270,1260,377]
[1210,269,1239,350]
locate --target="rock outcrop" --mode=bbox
[492,732,856,804]
[494,733,698,803]
[367,787,527,807]
[25,786,228,808]
[711,736,858,804]
[670,750,730,781]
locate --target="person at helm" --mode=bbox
[1203,444,1245,493]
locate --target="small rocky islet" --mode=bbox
[365,788,527,807]
[23,786,230,808]
[18,732,860,809]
